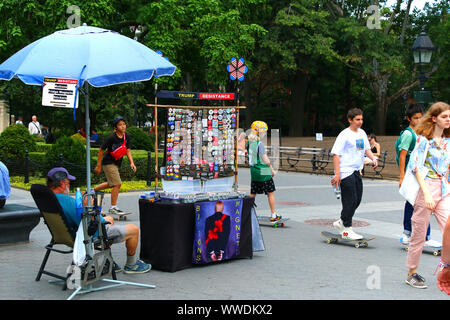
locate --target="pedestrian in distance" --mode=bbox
[404,101,450,289]
[94,116,137,216]
[15,116,23,125]
[246,120,280,222]
[28,115,41,136]
[364,133,381,165]
[331,108,378,240]
[396,104,439,247]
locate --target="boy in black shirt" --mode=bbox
[94,116,136,215]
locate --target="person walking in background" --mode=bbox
[246,121,280,222]
[94,116,136,215]
[15,116,23,125]
[396,104,438,247]
[405,102,450,289]
[331,108,378,240]
[28,115,41,136]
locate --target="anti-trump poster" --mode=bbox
[192,199,243,264]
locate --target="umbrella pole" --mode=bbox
[85,82,91,193]
[154,83,158,190]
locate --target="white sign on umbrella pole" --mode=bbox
[42,77,79,108]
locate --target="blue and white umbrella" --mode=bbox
[0,24,176,87]
[0,24,177,190]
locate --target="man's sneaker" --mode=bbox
[406,273,427,289]
[424,239,442,248]
[124,260,152,274]
[333,219,345,233]
[400,233,411,245]
[113,262,122,273]
[109,207,125,215]
[270,215,282,222]
[341,227,363,240]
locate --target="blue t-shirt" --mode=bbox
[55,193,105,232]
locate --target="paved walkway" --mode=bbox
[0,169,448,301]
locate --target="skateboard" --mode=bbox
[321,231,375,248]
[402,243,441,256]
[101,211,132,221]
[257,216,289,228]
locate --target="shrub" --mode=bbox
[126,126,154,152]
[44,136,88,187]
[0,124,36,160]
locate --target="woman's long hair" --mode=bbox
[415,101,450,139]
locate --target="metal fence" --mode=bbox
[2,150,155,187]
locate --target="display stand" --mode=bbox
[147,102,246,191]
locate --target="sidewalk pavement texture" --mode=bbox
[0,169,448,300]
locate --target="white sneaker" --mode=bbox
[333,219,345,233]
[109,207,126,215]
[341,227,363,240]
[424,239,441,248]
[400,233,411,245]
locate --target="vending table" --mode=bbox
[138,196,254,272]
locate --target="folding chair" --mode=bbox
[30,184,116,290]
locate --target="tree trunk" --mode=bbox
[289,70,309,136]
[375,97,387,135]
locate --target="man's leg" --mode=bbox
[122,224,139,257]
[355,171,363,210]
[94,182,110,192]
[267,192,276,215]
[339,172,358,228]
[104,218,138,255]
[110,184,121,207]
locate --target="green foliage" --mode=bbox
[0,124,36,160]
[0,0,448,136]
[126,126,154,151]
[45,136,86,165]
[44,136,87,187]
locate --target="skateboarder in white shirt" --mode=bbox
[330,108,378,240]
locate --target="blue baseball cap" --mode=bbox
[47,167,76,182]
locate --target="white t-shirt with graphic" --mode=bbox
[331,128,370,179]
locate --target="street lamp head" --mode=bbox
[411,29,435,65]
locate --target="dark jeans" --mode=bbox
[340,171,363,228]
[403,201,431,241]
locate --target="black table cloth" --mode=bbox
[139,196,254,272]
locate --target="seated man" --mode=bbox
[46,167,151,274]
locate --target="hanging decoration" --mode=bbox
[227,57,248,82]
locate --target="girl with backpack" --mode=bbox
[395,104,436,246]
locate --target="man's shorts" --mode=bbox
[105,224,127,244]
[103,164,122,186]
[250,178,276,195]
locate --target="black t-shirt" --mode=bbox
[100,132,131,167]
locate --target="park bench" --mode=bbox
[365,151,387,179]
[317,150,388,178]
[267,146,325,173]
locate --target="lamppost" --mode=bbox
[411,29,435,97]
